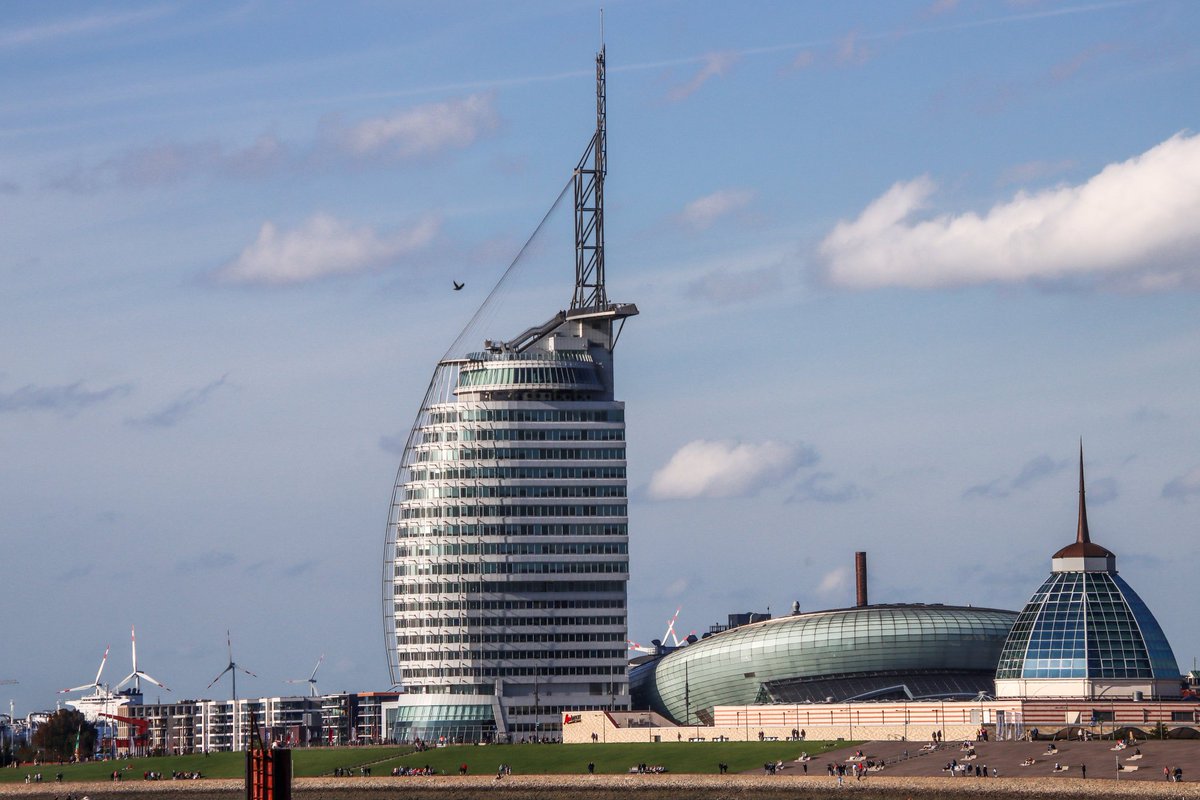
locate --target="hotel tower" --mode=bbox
[382,46,637,743]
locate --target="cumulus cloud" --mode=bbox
[48,94,498,192]
[964,453,1069,499]
[675,188,755,231]
[816,567,849,596]
[819,132,1200,291]
[1162,467,1200,502]
[216,214,438,285]
[0,381,131,416]
[127,375,228,428]
[667,51,739,102]
[335,94,500,159]
[648,439,817,500]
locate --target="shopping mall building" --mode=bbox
[564,455,1197,744]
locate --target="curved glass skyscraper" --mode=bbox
[994,449,1180,700]
[382,46,637,743]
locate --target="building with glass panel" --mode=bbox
[382,46,637,743]
[631,604,1017,726]
[994,452,1180,699]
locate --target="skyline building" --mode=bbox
[994,448,1180,700]
[382,45,638,742]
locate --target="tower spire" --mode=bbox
[571,41,607,312]
[1077,440,1090,544]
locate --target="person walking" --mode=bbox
[1081,763,1086,779]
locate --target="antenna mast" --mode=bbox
[571,41,607,312]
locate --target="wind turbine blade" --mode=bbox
[226,630,233,662]
[138,671,169,691]
[239,667,257,678]
[130,627,138,672]
[60,683,95,694]
[94,647,110,685]
[115,671,138,690]
[206,665,232,689]
[309,656,324,681]
[285,678,305,684]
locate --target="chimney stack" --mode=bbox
[855,551,868,608]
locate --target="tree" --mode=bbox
[31,709,96,762]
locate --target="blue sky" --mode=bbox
[3,0,1200,713]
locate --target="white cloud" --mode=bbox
[816,567,849,596]
[648,439,814,500]
[1162,467,1200,502]
[216,214,438,285]
[667,51,739,102]
[819,132,1200,291]
[337,94,500,159]
[676,188,755,231]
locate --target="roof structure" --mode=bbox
[994,446,1180,699]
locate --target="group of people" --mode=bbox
[627,763,667,773]
[331,766,370,776]
[943,758,995,778]
[1164,766,1185,782]
[389,765,434,776]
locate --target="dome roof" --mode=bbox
[995,571,1178,681]
[996,446,1179,687]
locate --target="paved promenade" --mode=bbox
[810,738,1198,782]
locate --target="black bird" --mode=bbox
[453,281,464,291]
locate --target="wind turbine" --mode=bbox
[115,627,169,693]
[59,646,109,696]
[285,655,324,697]
[207,631,256,700]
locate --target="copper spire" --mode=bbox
[1053,441,1113,561]
[1076,440,1090,544]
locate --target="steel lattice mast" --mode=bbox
[571,45,607,313]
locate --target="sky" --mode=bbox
[3,0,1200,715]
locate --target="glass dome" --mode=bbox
[995,571,1178,681]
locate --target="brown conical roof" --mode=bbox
[1053,443,1114,559]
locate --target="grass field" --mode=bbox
[375,740,849,776]
[0,747,410,784]
[0,741,851,783]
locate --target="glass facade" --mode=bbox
[385,701,497,744]
[996,571,1179,681]
[632,605,1017,725]
[384,331,633,741]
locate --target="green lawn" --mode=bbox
[0,747,410,784]
[0,741,853,783]
[374,740,851,776]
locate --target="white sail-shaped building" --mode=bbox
[382,46,637,743]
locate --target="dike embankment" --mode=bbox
[2,774,1200,800]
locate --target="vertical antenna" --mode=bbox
[571,35,607,312]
